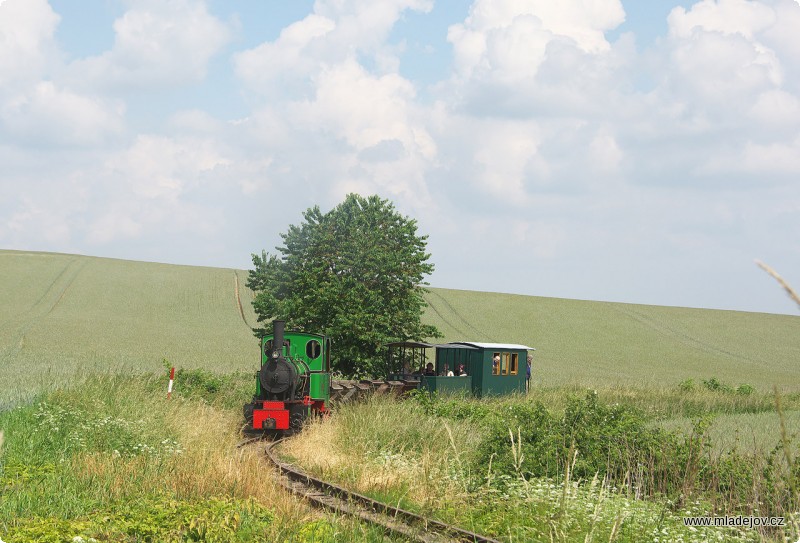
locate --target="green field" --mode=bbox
[2,249,799,542]
[2,249,799,405]
[0,250,259,405]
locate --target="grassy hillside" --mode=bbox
[424,288,800,390]
[2,249,799,406]
[0,250,259,405]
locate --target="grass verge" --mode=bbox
[0,373,400,543]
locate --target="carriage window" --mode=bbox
[306,340,322,359]
[492,352,501,375]
[502,353,510,375]
[510,353,518,375]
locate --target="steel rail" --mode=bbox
[264,439,502,543]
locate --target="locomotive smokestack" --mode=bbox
[272,320,285,359]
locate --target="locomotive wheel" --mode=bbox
[289,413,304,434]
[243,402,255,426]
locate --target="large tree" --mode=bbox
[247,194,441,376]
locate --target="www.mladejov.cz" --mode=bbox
[683,515,786,528]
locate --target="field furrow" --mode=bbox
[612,304,760,364]
[0,257,86,365]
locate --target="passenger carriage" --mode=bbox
[386,341,536,397]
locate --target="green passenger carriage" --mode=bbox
[386,341,535,398]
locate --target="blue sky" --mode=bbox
[1,0,799,315]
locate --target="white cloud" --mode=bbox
[1,81,125,146]
[233,0,438,207]
[310,0,433,59]
[448,0,625,80]
[6,196,72,244]
[68,0,230,91]
[0,0,126,148]
[665,19,782,104]
[749,89,800,125]
[589,130,623,173]
[0,0,60,88]
[234,0,432,98]
[233,14,336,98]
[741,136,800,174]
[647,0,800,177]
[106,134,232,200]
[668,0,776,40]
[297,60,426,151]
[86,209,142,244]
[472,119,543,204]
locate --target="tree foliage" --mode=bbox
[247,194,441,376]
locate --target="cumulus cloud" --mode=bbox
[233,0,437,207]
[649,0,800,178]
[449,0,625,75]
[234,0,432,98]
[1,82,124,146]
[0,0,126,148]
[0,0,60,88]
[68,0,231,92]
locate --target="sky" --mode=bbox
[1,0,799,315]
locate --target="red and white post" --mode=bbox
[167,367,175,399]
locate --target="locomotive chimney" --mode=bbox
[272,320,285,359]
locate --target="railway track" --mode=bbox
[259,438,502,543]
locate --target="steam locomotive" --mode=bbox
[242,320,331,436]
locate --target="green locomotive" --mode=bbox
[243,320,331,436]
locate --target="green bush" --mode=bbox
[702,377,733,393]
[736,383,755,396]
[678,378,695,392]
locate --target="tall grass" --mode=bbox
[281,394,480,512]
[280,390,794,542]
[0,374,398,542]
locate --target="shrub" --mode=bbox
[736,384,755,396]
[702,377,733,393]
[678,378,695,392]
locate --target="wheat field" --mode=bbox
[2,249,799,405]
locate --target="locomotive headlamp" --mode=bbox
[272,350,280,359]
